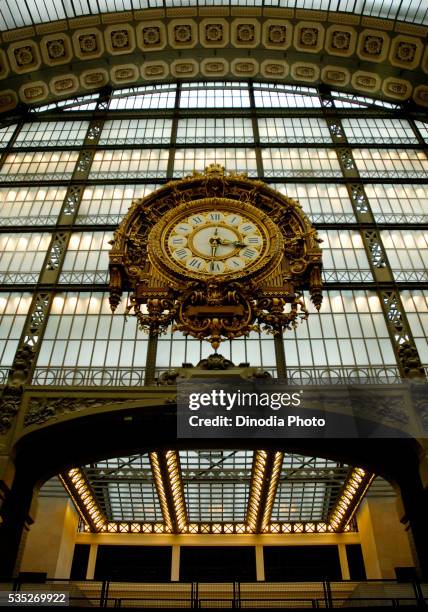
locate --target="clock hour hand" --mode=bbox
[210,226,219,257]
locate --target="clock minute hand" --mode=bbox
[218,238,246,247]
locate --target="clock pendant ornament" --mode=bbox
[109,165,323,349]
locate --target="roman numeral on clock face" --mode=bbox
[171,236,186,246]
[187,257,203,269]
[241,247,258,259]
[209,261,223,272]
[174,248,189,260]
[175,222,193,235]
[239,223,257,234]
[246,236,262,245]
[189,215,205,225]
[226,257,245,270]
[207,212,223,222]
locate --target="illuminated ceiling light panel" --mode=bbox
[329,468,375,531]
[60,452,374,534]
[60,468,107,532]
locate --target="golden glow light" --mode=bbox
[149,452,174,532]
[246,450,268,532]
[61,453,372,536]
[261,452,284,533]
[165,450,187,533]
[60,469,107,532]
[329,467,375,531]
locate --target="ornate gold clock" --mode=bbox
[109,165,323,349]
[148,198,284,284]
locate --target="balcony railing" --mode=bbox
[1,578,426,608]
[28,365,401,387]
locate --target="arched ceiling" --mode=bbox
[0,2,427,115]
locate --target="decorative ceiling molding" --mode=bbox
[0,8,428,113]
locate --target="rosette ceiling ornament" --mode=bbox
[108,165,323,349]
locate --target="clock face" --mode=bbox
[168,210,264,276]
[147,198,283,282]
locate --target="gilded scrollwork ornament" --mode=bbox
[109,165,323,349]
[173,280,258,349]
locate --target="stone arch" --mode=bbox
[2,395,427,576]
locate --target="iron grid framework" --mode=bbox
[0,81,427,529]
[0,82,427,385]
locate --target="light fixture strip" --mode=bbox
[261,451,284,532]
[328,467,375,531]
[60,468,107,532]
[246,450,268,533]
[149,451,174,532]
[165,450,187,533]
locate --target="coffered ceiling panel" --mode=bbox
[0,5,427,114]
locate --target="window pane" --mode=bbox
[76,184,160,225]
[415,121,428,142]
[272,183,355,223]
[177,118,254,144]
[0,124,16,148]
[258,117,331,143]
[0,151,79,181]
[342,118,417,144]
[365,184,428,223]
[284,290,397,382]
[353,149,428,178]
[319,230,373,282]
[272,454,348,522]
[89,150,169,180]
[83,454,163,522]
[0,292,32,370]
[99,119,172,145]
[262,148,341,178]
[180,450,253,522]
[109,85,176,110]
[180,83,250,108]
[0,186,66,226]
[15,121,89,147]
[381,230,428,282]
[34,292,148,386]
[400,290,428,364]
[60,231,112,284]
[254,84,321,108]
[0,233,51,283]
[174,148,257,177]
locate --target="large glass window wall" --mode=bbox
[1,81,425,387]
